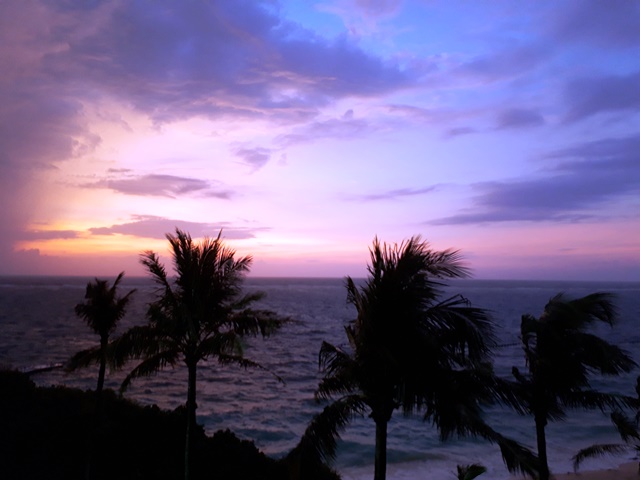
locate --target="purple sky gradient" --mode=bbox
[1,0,638,280]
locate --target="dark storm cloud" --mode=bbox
[83,174,233,199]
[495,108,544,129]
[38,1,411,123]
[89,215,264,240]
[551,0,640,48]
[563,71,640,123]
[431,134,640,225]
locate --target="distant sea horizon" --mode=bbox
[2,273,639,284]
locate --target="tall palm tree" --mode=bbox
[70,272,136,394]
[297,236,536,480]
[512,292,637,480]
[112,229,286,480]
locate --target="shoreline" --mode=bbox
[553,462,638,480]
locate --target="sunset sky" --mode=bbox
[1,0,639,280]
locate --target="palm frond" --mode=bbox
[295,395,367,463]
[109,325,171,369]
[572,444,628,471]
[229,308,288,337]
[120,348,181,392]
[426,294,495,361]
[316,373,358,401]
[140,251,171,290]
[560,390,638,412]
[216,354,284,383]
[319,341,356,375]
[65,345,102,371]
[231,291,265,309]
[544,292,617,329]
[195,330,241,359]
[573,332,637,375]
[611,409,640,442]
[494,435,540,477]
[466,419,539,477]
[457,463,487,480]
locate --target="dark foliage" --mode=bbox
[0,369,334,480]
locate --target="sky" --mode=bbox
[1,0,639,281]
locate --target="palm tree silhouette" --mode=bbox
[512,292,637,480]
[70,272,136,394]
[112,229,286,480]
[297,236,536,480]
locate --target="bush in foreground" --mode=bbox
[0,370,338,480]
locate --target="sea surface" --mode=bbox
[1,276,639,479]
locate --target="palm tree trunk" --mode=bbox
[374,417,388,480]
[97,336,107,394]
[185,361,197,480]
[86,336,109,480]
[535,414,550,480]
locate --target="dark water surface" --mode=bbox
[1,276,639,479]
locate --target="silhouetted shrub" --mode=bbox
[0,370,337,480]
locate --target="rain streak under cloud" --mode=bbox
[1,0,639,280]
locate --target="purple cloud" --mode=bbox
[551,0,640,49]
[277,109,373,145]
[234,147,272,170]
[350,186,439,202]
[84,174,233,199]
[455,45,547,82]
[563,71,640,123]
[89,215,266,240]
[20,230,79,240]
[495,108,544,129]
[35,1,411,124]
[444,127,477,138]
[431,134,640,225]
[354,0,402,18]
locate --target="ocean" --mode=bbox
[1,276,639,479]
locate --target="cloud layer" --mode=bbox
[2,0,639,279]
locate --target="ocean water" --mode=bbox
[1,276,639,479]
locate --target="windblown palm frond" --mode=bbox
[572,444,629,471]
[458,416,538,477]
[120,348,181,392]
[66,345,102,371]
[456,463,487,480]
[296,395,367,463]
[513,292,637,480]
[560,389,637,412]
[572,405,640,471]
[611,409,640,443]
